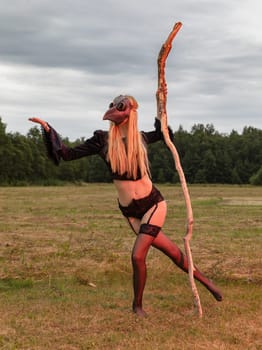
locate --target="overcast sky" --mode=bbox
[1,0,261,140]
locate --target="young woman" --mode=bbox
[29,95,222,316]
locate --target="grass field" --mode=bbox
[0,184,261,349]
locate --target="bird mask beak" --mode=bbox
[103,95,132,125]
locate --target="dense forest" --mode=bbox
[0,117,261,185]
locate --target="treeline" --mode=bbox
[0,118,262,185]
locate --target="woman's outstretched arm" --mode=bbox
[28,117,107,164]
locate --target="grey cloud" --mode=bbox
[1,0,261,139]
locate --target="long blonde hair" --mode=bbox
[107,96,150,179]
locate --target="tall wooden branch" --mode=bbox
[156,22,203,317]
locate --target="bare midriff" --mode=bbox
[113,174,152,206]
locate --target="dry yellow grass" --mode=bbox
[0,184,261,349]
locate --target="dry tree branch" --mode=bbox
[156,22,203,318]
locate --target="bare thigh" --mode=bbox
[127,200,167,235]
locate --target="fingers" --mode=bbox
[28,117,44,124]
[28,117,50,132]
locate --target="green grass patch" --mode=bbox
[0,184,261,349]
[0,278,33,292]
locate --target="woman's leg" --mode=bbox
[131,233,155,316]
[129,201,167,316]
[152,231,222,301]
[128,216,222,302]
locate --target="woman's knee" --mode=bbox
[131,236,153,266]
[131,250,145,266]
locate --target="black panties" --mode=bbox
[118,185,164,220]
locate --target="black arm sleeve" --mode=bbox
[42,125,63,165]
[42,125,107,165]
[142,118,174,144]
